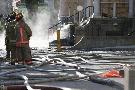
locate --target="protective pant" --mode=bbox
[16,44,32,63]
[10,45,17,65]
[6,44,11,59]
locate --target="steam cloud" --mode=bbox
[0,0,60,49]
[0,0,12,15]
[26,10,50,49]
[0,0,12,49]
[0,31,5,49]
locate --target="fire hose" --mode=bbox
[0,53,124,90]
[0,73,124,90]
[0,60,124,90]
[89,75,124,90]
[0,56,51,76]
[20,75,41,90]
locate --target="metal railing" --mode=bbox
[49,6,94,30]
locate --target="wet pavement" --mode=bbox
[0,48,135,90]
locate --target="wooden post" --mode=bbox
[57,30,61,52]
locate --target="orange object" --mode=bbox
[99,70,122,78]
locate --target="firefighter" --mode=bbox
[5,11,17,65]
[5,16,11,61]
[15,13,32,65]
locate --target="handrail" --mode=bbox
[49,6,94,30]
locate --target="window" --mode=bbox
[100,0,128,17]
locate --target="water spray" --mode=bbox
[12,0,20,11]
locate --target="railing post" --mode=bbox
[79,11,81,23]
[74,9,76,23]
[84,8,86,17]
[87,0,93,17]
[89,6,91,17]
[77,5,83,23]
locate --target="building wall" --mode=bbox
[100,0,128,17]
[59,0,83,17]
[48,0,60,25]
[59,0,131,19]
[83,0,93,8]
[134,0,135,17]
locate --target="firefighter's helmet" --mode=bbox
[10,11,16,20]
[16,13,23,21]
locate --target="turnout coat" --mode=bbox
[15,19,32,47]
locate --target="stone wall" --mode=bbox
[74,18,135,50]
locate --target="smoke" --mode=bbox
[0,0,12,49]
[0,10,51,49]
[49,24,71,42]
[0,31,5,49]
[0,0,58,49]
[26,10,50,49]
[0,0,12,16]
[12,0,21,11]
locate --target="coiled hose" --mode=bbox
[89,75,124,90]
